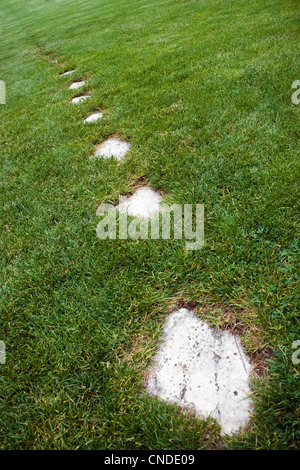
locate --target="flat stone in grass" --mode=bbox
[60,70,76,76]
[93,138,131,161]
[84,112,103,123]
[116,187,162,218]
[68,81,85,90]
[146,308,253,435]
[71,95,91,104]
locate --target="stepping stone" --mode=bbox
[68,81,85,90]
[60,70,76,76]
[93,138,131,161]
[116,187,162,218]
[84,112,103,123]
[71,95,91,104]
[146,308,253,435]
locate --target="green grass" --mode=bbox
[0,0,299,450]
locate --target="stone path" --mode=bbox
[52,57,253,436]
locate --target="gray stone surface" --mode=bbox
[116,187,162,218]
[68,81,85,90]
[93,138,131,160]
[71,95,90,104]
[146,308,253,435]
[84,112,103,123]
[60,70,76,76]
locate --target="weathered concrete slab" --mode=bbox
[71,95,90,104]
[68,81,85,90]
[93,138,131,161]
[116,187,162,218]
[146,308,253,435]
[84,112,103,123]
[60,70,76,76]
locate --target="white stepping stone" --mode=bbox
[93,138,131,161]
[84,112,103,123]
[60,70,76,76]
[116,187,162,218]
[68,81,85,90]
[71,95,90,104]
[146,308,253,435]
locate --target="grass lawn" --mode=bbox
[0,0,299,450]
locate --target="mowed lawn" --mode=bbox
[0,0,299,450]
